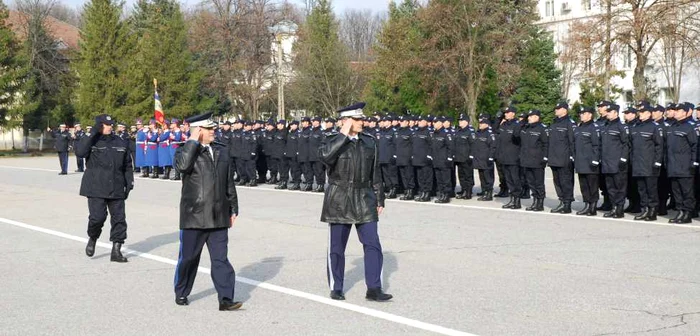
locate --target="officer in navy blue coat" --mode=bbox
[411,116,433,202]
[652,105,671,215]
[48,123,71,175]
[630,103,664,221]
[496,106,523,209]
[240,121,259,186]
[601,104,630,218]
[454,114,475,199]
[595,101,613,211]
[666,103,698,224]
[272,120,288,189]
[298,117,313,191]
[548,102,576,214]
[519,110,549,212]
[377,116,399,199]
[283,121,303,190]
[395,116,415,200]
[623,106,641,213]
[173,112,241,310]
[574,107,601,216]
[473,117,496,201]
[431,116,454,203]
[308,117,326,192]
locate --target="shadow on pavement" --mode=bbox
[190,256,285,303]
[343,253,398,293]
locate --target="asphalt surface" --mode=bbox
[1,155,700,336]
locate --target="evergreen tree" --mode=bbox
[76,0,130,124]
[511,29,562,125]
[0,1,26,127]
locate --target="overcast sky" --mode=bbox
[59,0,390,14]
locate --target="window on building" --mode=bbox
[582,0,592,10]
[622,46,633,69]
[625,91,634,104]
[545,0,554,17]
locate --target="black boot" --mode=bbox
[400,190,414,201]
[85,238,96,257]
[603,206,616,218]
[612,205,625,218]
[625,203,641,214]
[502,196,515,209]
[644,207,657,221]
[289,183,300,191]
[463,189,472,200]
[436,193,450,204]
[150,167,159,179]
[434,192,444,204]
[669,211,683,224]
[141,167,149,178]
[161,167,170,180]
[576,203,590,216]
[248,181,258,187]
[634,207,649,220]
[511,197,522,210]
[315,185,325,193]
[560,202,572,214]
[551,201,565,213]
[677,211,693,224]
[526,198,537,211]
[275,181,288,190]
[110,242,128,263]
[476,190,485,196]
[365,288,393,302]
[495,188,509,198]
[520,189,531,199]
[269,177,278,185]
[477,189,493,201]
[587,202,598,216]
[421,191,432,202]
[386,188,397,199]
[170,170,181,180]
[532,198,544,212]
[414,191,424,201]
[597,198,613,211]
[658,202,668,216]
[455,191,466,199]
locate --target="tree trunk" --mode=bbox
[632,52,647,101]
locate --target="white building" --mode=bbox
[536,0,700,107]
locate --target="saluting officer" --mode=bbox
[601,104,630,218]
[666,103,698,224]
[411,116,433,202]
[473,117,497,201]
[548,102,576,214]
[519,110,549,212]
[48,123,71,175]
[623,106,641,213]
[496,106,523,209]
[395,116,415,200]
[431,116,454,204]
[377,116,399,199]
[630,103,664,221]
[73,123,87,173]
[454,114,475,199]
[574,107,601,216]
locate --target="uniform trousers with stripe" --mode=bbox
[327,222,383,291]
[174,228,236,302]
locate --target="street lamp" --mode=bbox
[269,21,298,121]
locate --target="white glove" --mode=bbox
[592,161,599,166]
[427,155,433,160]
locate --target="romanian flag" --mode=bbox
[154,90,165,125]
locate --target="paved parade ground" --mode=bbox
[2,156,700,335]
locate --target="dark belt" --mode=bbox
[330,181,372,188]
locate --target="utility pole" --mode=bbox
[276,34,285,121]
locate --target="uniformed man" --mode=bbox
[395,116,415,200]
[48,123,71,175]
[145,120,160,178]
[574,107,601,216]
[173,112,241,310]
[548,102,576,214]
[653,105,671,215]
[454,114,475,199]
[517,111,530,200]
[666,103,697,224]
[241,121,259,186]
[169,119,185,181]
[271,120,287,188]
[298,117,313,191]
[253,120,267,184]
[117,124,128,140]
[262,121,278,184]
[431,116,454,203]
[319,102,392,302]
[496,106,523,209]
[377,116,399,199]
[411,116,433,202]
[309,117,326,192]
[158,120,173,179]
[519,110,549,212]
[596,101,613,211]
[473,117,497,201]
[135,119,148,177]
[491,112,509,198]
[601,104,630,218]
[623,106,641,213]
[73,123,87,173]
[283,121,302,190]
[76,114,134,263]
[230,120,244,183]
[630,103,664,221]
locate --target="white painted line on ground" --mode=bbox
[2,164,699,229]
[0,217,477,336]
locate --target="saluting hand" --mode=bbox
[230,215,237,227]
[190,126,201,142]
[340,119,352,136]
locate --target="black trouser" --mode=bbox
[658,167,670,208]
[604,171,627,206]
[434,167,452,194]
[300,162,313,184]
[256,153,267,181]
[312,161,326,185]
[399,165,415,190]
[416,165,433,192]
[244,159,257,182]
[235,158,247,182]
[278,157,289,182]
[76,156,85,171]
[496,163,507,190]
[551,165,575,202]
[87,197,127,243]
[694,168,700,210]
[456,161,474,193]
[286,157,302,184]
[578,174,599,203]
[58,151,69,173]
[520,166,528,193]
[671,177,695,212]
[380,163,399,188]
[450,166,457,194]
[502,164,521,196]
[636,176,659,208]
[174,228,236,302]
[627,167,640,207]
[478,167,494,191]
[599,172,609,200]
[266,156,279,180]
[524,167,545,199]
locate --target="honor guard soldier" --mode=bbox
[145,120,160,178]
[283,121,303,190]
[630,103,664,221]
[135,120,149,177]
[548,102,576,214]
[595,101,613,211]
[473,117,496,201]
[320,102,392,302]
[666,103,698,224]
[241,121,259,186]
[653,105,671,215]
[173,112,241,310]
[601,104,630,218]
[169,119,185,180]
[270,120,287,188]
[309,117,326,192]
[496,106,523,209]
[377,116,399,199]
[411,115,433,202]
[519,110,549,211]
[454,114,475,199]
[76,114,134,263]
[431,116,454,203]
[395,115,415,200]
[48,123,71,175]
[574,107,601,216]
[623,106,641,213]
[158,119,173,179]
[73,123,87,173]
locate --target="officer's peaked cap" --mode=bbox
[185,112,217,128]
[337,102,366,118]
[95,114,115,126]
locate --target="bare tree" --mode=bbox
[338,9,385,61]
[48,2,81,27]
[654,4,700,102]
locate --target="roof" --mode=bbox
[6,10,80,50]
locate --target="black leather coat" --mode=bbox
[174,141,239,230]
[76,133,134,199]
[319,133,385,224]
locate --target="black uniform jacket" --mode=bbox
[174,140,238,230]
[430,128,453,168]
[394,127,413,166]
[519,122,549,169]
[77,133,134,199]
[548,117,576,167]
[411,127,432,167]
[496,119,521,165]
[471,129,496,170]
[52,130,71,152]
[573,120,601,174]
[601,118,630,174]
[319,133,385,224]
[630,119,664,177]
[453,126,474,163]
[666,118,698,178]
